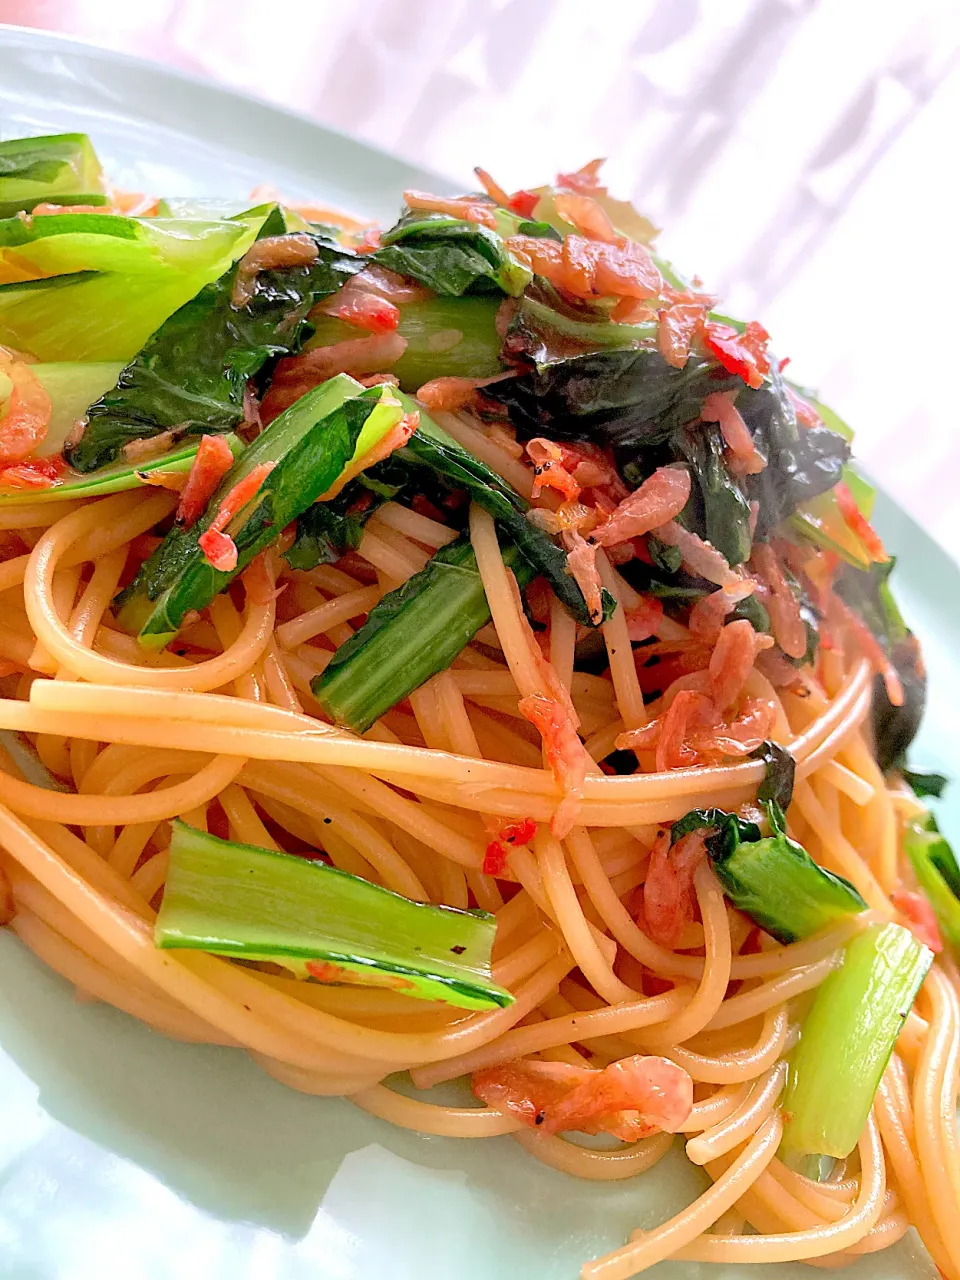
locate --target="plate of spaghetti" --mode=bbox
[0,26,958,1280]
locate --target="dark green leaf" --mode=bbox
[66,211,361,471]
[836,558,922,772]
[739,366,850,534]
[395,395,613,626]
[314,536,536,733]
[486,347,727,451]
[284,478,394,571]
[117,381,396,647]
[752,740,797,819]
[902,770,949,800]
[678,425,752,567]
[372,210,530,297]
[670,807,761,847]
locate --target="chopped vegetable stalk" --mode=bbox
[0,432,243,503]
[0,203,275,365]
[781,923,932,1158]
[671,805,866,944]
[306,294,504,390]
[0,192,109,220]
[65,209,361,472]
[157,820,512,1011]
[313,535,535,733]
[116,378,402,647]
[0,211,251,286]
[29,361,124,454]
[395,391,613,626]
[903,811,960,952]
[0,133,105,210]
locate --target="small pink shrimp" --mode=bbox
[473,1053,693,1142]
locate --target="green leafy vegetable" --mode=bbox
[672,805,865,945]
[737,366,850,538]
[502,279,657,365]
[0,205,274,364]
[678,425,752,567]
[671,742,864,943]
[30,361,124,453]
[305,293,504,392]
[0,361,246,506]
[487,347,722,452]
[395,391,612,626]
[283,474,399,570]
[116,378,401,648]
[781,923,932,1158]
[0,192,109,220]
[902,770,948,800]
[373,210,531,297]
[313,535,535,734]
[835,559,924,773]
[753,739,797,814]
[65,212,361,472]
[903,811,960,952]
[0,133,104,212]
[156,820,512,1011]
[0,211,249,284]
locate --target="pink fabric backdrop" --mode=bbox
[2,0,959,554]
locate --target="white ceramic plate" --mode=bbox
[0,25,949,1279]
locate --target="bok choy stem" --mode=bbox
[156,820,512,1011]
[116,378,402,647]
[312,535,536,734]
[781,922,932,1158]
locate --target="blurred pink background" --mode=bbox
[1,0,959,554]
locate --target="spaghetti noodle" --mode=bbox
[0,142,955,1278]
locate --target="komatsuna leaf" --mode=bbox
[284,473,401,570]
[118,380,399,648]
[373,210,531,297]
[738,365,850,535]
[65,211,362,472]
[395,392,613,626]
[835,558,923,773]
[902,770,949,801]
[485,346,728,452]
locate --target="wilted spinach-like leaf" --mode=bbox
[501,279,657,366]
[903,770,949,800]
[677,424,752,567]
[738,366,850,534]
[66,209,361,471]
[372,211,530,297]
[486,347,731,451]
[835,558,924,773]
[752,740,797,817]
